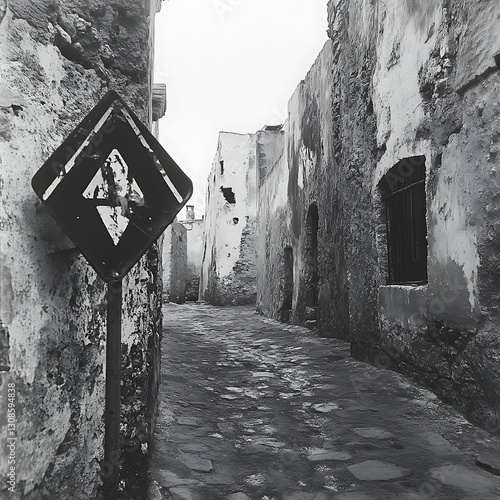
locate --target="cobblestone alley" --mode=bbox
[148,304,500,500]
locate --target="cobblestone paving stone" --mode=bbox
[148,303,500,499]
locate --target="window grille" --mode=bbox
[378,157,428,285]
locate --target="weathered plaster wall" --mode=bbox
[256,130,289,320]
[0,0,163,497]
[200,132,257,305]
[257,42,350,337]
[255,0,500,432]
[352,0,500,431]
[162,222,188,303]
[337,0,500,432]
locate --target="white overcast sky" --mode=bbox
[154,0,329,217]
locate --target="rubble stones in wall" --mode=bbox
[8,0,151,125]
[204,217,257,306]
[330,13,379,339]
[205,275,255,307]
[185,278,200,301]
[452,317,500,434]
[416,15,462,151]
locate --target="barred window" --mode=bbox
[378,156,428,285]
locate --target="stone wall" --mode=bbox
[337,0,500,434]
[255,0,500,433]
[0,0,163,498]
[256,44,349,335]
[162,222,188,303]
[199,132,258,305]
[183,218,204,301]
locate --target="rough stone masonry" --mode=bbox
[0,0,164,498]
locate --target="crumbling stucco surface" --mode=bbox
[200,132,258,306]
[253,0,500,433]
[0,0,163,497]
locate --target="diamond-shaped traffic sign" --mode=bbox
[32,90,193,282]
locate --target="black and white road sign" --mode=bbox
[32,90,193,282]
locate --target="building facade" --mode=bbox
[205,0,500,434]
[199,132,258,305]
[161,207,205,303]
[0,1,165,497]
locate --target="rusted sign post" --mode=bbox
[32,91,192,499]
[103,279,123,496]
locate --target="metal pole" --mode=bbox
[103,279,122,500]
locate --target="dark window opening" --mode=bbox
[178,236,182,242]
[305,203,319,308]
[378,156,427,285]
[220,160,224,175]
[281,247,294,322]
[495,53,500,70]
[233,217,239,224]
[221,187,236,204]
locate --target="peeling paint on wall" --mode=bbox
[0,0,163,497]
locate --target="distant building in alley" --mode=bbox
[162,205,205,303]
[180,205,205,301]
[199,132,259,305]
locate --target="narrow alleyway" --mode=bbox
[148,304,500,500]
